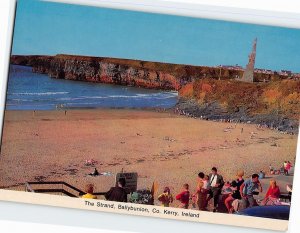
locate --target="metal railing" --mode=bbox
[25,181,106,198]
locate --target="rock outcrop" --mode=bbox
[177,79,300,134]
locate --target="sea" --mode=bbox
[6,65,178,110]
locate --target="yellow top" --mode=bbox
[82,193,97,199]
[158,193,173,207]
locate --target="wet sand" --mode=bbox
[0,109,297,206]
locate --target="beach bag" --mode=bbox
[129,189,154,205]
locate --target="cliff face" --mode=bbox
[11,55,180,91]
[178,79,300,134]
[10,54,286,91]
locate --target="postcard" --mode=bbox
[0,0,299,231]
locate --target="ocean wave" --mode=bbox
[11,92,69,96]
[135,92,178,97]
[59,94,177,101]
[8,94,178,103]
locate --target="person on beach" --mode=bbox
[88,168,99,176]
[269,164,274,175]
[207,167,224,212]
[176,183,190,209]
[286,161,292,175]
[240,174,262,208]
[195,172,209,211]
[158,187,174,207]
[81,184,97,199]
[203,175,209,189]
[261,179,281,205]
[105,178,127,202]
[224,170,244,213]
[283,161,288,175]
[265,180,281,199]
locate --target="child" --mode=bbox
[158,187,173,207]
[176,183,190,209]
[81,184,97,199]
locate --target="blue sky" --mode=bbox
[12,0,300,72]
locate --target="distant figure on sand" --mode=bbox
[283,161,288,175]
[269,164,274,174]
[176,183,190,209]
[240,174,262,208]
[286,161,292,175]
[105,178,127,202]
[81,184,97,199]
[207,167,224,212]
[89,168,99,176]
[158,187,174,207]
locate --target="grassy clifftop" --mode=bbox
[180,79,299,120]
[11,54,289,83]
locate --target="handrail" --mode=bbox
[33,189,78,197]
[27,181,85,194]
[94,192,107,196]
[24,181,106,198]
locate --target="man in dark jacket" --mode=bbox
[105,178,127,202]
[207,167,224,212]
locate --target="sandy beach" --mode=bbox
[0,109,297,206]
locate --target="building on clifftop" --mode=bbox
[240,38,257,83]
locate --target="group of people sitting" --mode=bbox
[82,166,284,213]
[158,167,283,213]
[269,161,293,176]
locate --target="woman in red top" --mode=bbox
[265,179,280,199]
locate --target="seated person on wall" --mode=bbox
[105,178,127,202]
[224,170,244,213]
[82,184,97,199]
[261,179,281,205]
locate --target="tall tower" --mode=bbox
[241,38,257,82]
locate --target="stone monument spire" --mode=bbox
[241,38,257,82]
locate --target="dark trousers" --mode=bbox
[208,188,221,208]
[246,195,258,207]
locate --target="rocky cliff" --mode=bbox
[178,79,300,134]
[11,54,181,90]
[10,54,287,91]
